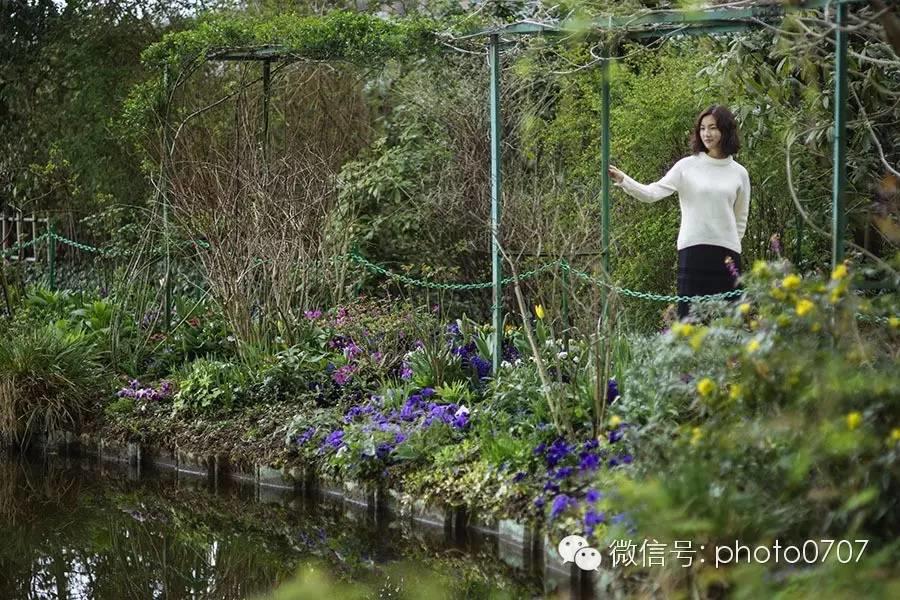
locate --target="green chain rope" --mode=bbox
[1,232,50,257]
[26,233,896,323]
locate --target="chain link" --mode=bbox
[1,232,50,257]
[15,235,895,325]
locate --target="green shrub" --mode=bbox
[173,359,253,415]
[0,322,107,445]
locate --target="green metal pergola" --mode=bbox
[182,1,866,367]
[463,0,862,370]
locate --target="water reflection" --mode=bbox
[0,454,545,599]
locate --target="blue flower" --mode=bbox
[512,471,527,483]
[583,438,599,451]
[470,355,491,380]
[608,427,624,444]
[323,430,344,449]
[550,494,573,520]
[579,453,600,472]
[584,509,606,536]
[394,432,407,444]
[295,427,317,446]
[586,488,602,503]
[554,466,574,480]
[607,378,619,402]
[533,442,547,455]
[543,481,560,494]
[546,438,572,467]
[534,496,545,509]
[421,387,435,397]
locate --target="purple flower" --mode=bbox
[513,471,527,483]
[295,427,317,446]
[606,378,619,402]
[332,364,356,386]
[543,481,560,494]
[304,309,322,320]
[400,362,413,381]
[608,427,624,444]
[129,379,140,390]
[421,387,435,398]
[550,494,573,520]
[583,439,599,451]
[534,496,545,509]
[159,380,174,397]
[343,342,362,360]
[579,453,600,472]
[769,233,782,257]
[470,355,491,380]
[324,430,345,449]
[446,322,461,337]
[371,351,383,362]
[545,438,572,468]
[586,488,602,503]
[725,256,740,283]
[554,466,574,480]
[394,432,407,444]
[533,442,547,456]
[584,509,606,536]
[451,406,470,429]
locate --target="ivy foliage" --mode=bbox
[141,10,440,71]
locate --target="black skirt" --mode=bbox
[677,244,741,319]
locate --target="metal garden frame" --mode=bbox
[187,0,862,366]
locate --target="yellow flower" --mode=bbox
[690,427,703,446]
[890,428,900,444]
[795,298,815,317]
[782,274,801,291]
[829,289,842,304]
[831,263,848,281]
[746,339,761,353]
[609,415,622,428]
[846,411,863,431]
[749,319,759,331]
[534,304,545,320]
[811,323,821,333]
[689,328,708,351]
[776,315,791,327]
[728,384,743,401]
[889,316,900,329]
[672,322,695,338]
[751,260,769,277]
[697,378,716,397]
[504,324,517,334]
[770,287,786,301]
[738,302,751,316]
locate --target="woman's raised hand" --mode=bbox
[607,165,625,184]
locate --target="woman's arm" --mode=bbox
[609,162,681,203]
[734,169,750,239]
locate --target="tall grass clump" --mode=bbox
[0,323,106,446]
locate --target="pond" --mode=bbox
[0,452,584,599]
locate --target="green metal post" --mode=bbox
[162,65,173,332]
[262,60,271,167]
[600,44,611,276]
[489,35,503,373]
[48,222,56,290]
[831,0,848,270]
[561,261,570,347]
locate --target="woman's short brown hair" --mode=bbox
[691,105,741,156]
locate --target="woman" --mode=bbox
[608,105,750,320]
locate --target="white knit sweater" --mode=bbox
[615,152,751,254]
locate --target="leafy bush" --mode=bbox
[0,322,107,444]
[173,359,254,415]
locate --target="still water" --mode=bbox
[0,453,553,599]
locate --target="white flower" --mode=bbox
[455,405,469,418]
[514,359,523,367]
[227,335,236,342]
[501,360,512,369]
[557,351,568,359]
[572,355,579,363]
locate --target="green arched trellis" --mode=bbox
[151,3,867,365]
[461,0,862,370]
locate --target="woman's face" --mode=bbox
[699,114,723,154]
